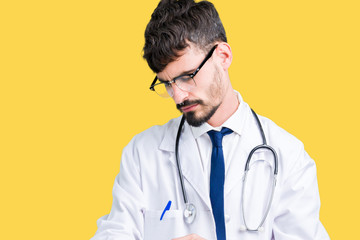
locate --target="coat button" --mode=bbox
[225,214,230,223]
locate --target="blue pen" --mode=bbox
[160,200,172,221]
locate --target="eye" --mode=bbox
[177,75,193,82]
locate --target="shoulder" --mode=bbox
[258,114,303,150]
[119,116,182,172]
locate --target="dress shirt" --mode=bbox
[190,91,247,194]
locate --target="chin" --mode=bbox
[185,108,217,127]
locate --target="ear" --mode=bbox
[215,42,232,71]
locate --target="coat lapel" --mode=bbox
[224,109,267,196]
[159,117,212,210]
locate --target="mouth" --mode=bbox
[181,103,198,113]
[177,100,203,113]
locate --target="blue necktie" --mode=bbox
[208,127,233,240]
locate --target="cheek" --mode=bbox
[208,71,223,101]
[192,67,223,103]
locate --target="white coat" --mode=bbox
[91,100,329,240]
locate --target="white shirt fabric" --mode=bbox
[91,91,330,240]
[190,91,246,194]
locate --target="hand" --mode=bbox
[172,234,206,240]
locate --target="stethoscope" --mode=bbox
[175,109,278,232]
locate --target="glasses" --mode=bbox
[149,45,218,98]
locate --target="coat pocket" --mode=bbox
[144,209,216,240]
[144,210,186,240]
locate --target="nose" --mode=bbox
[171,83,188,104]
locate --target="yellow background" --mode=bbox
[1,0,359,239]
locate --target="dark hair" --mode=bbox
[143,0,227,73]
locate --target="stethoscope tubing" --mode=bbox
[175,115,188,204]
[241,168,277,231]
[175,109,278,230]
[245,145,279,175]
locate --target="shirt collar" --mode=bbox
[190,90,247,139]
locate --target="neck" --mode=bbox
[207,88,239,127]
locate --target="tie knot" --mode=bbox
[207,127,233,147]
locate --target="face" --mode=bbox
[157,44,226,127]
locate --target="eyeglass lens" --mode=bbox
[154,76,197,98]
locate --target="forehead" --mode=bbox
[157,44,205,80]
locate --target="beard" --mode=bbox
[176,99,221,127]
[176,66,224,127]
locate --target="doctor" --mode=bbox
[92,0,329,239]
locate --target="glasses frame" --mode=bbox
[149,45,218,96]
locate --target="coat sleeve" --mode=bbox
[91,139,145,240]
[272,145,330,240]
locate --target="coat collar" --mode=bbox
[158,116,181,152]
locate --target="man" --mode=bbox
[92,0,329,239]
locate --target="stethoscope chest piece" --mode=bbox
[183,203,196,224]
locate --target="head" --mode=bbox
[143,0,227,73]
[144,0,235,127]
